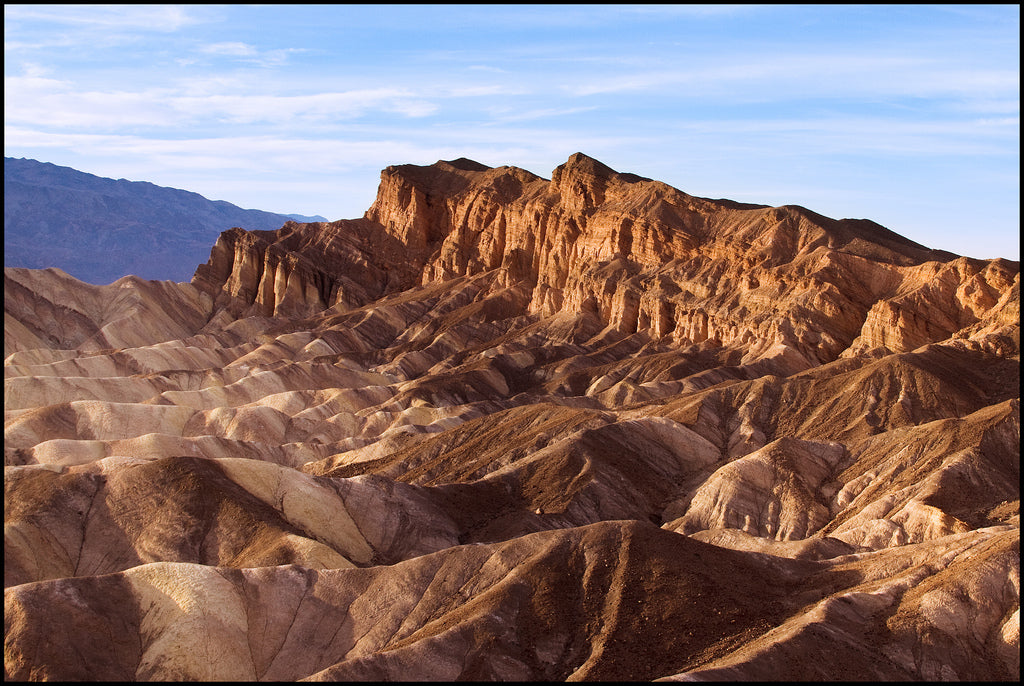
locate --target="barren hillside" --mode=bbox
[5,154,1019,681]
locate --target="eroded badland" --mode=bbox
[4,154,1020,680]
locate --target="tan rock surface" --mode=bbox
[4,154,1019,681]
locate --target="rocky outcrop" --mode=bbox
[195,154,1011,370]
[191,223,387,318]
[844,257,1019,356]
[5,154,1019,681]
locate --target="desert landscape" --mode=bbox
[4,153,1019,681]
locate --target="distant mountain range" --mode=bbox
[3,157,328,285]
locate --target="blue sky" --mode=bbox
[4,4,1019,260]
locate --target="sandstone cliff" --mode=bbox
[193,153,1015,369]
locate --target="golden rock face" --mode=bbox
[190,153,1018,367]
[4,154,1019,681]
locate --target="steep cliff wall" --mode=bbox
[192,153,1019,366]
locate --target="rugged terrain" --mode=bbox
[4,153,1019,681]
[4,157,325,285]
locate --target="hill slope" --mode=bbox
[3,157,326,284]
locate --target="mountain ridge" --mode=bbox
[3,157,327,285]
[190,154,1015,367]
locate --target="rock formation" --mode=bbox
[5,153,1019,681]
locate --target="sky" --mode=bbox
[4,4,1020,260]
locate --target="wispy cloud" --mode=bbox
[3,76,439,129]
[436,84,532,98]
[4,4,202,33]
[566,53,1017,104]
[4,5,212,54]
[614,4,761,18]
[483,106,601,124]
[18,62,52,78]
[196,42,306,67]
[659,115,1019,159]
[4,76,181,128]
[437,4,760,31]
[170,89,438,123]
[200,42,258,58]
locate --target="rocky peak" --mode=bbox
[192,154,1019,367]
[551,152,626,212]
[552,151,616,182]
[439,157,492,173]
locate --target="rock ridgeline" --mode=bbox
[193,152,1019,367]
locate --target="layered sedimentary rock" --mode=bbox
[5,154,1019,681]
